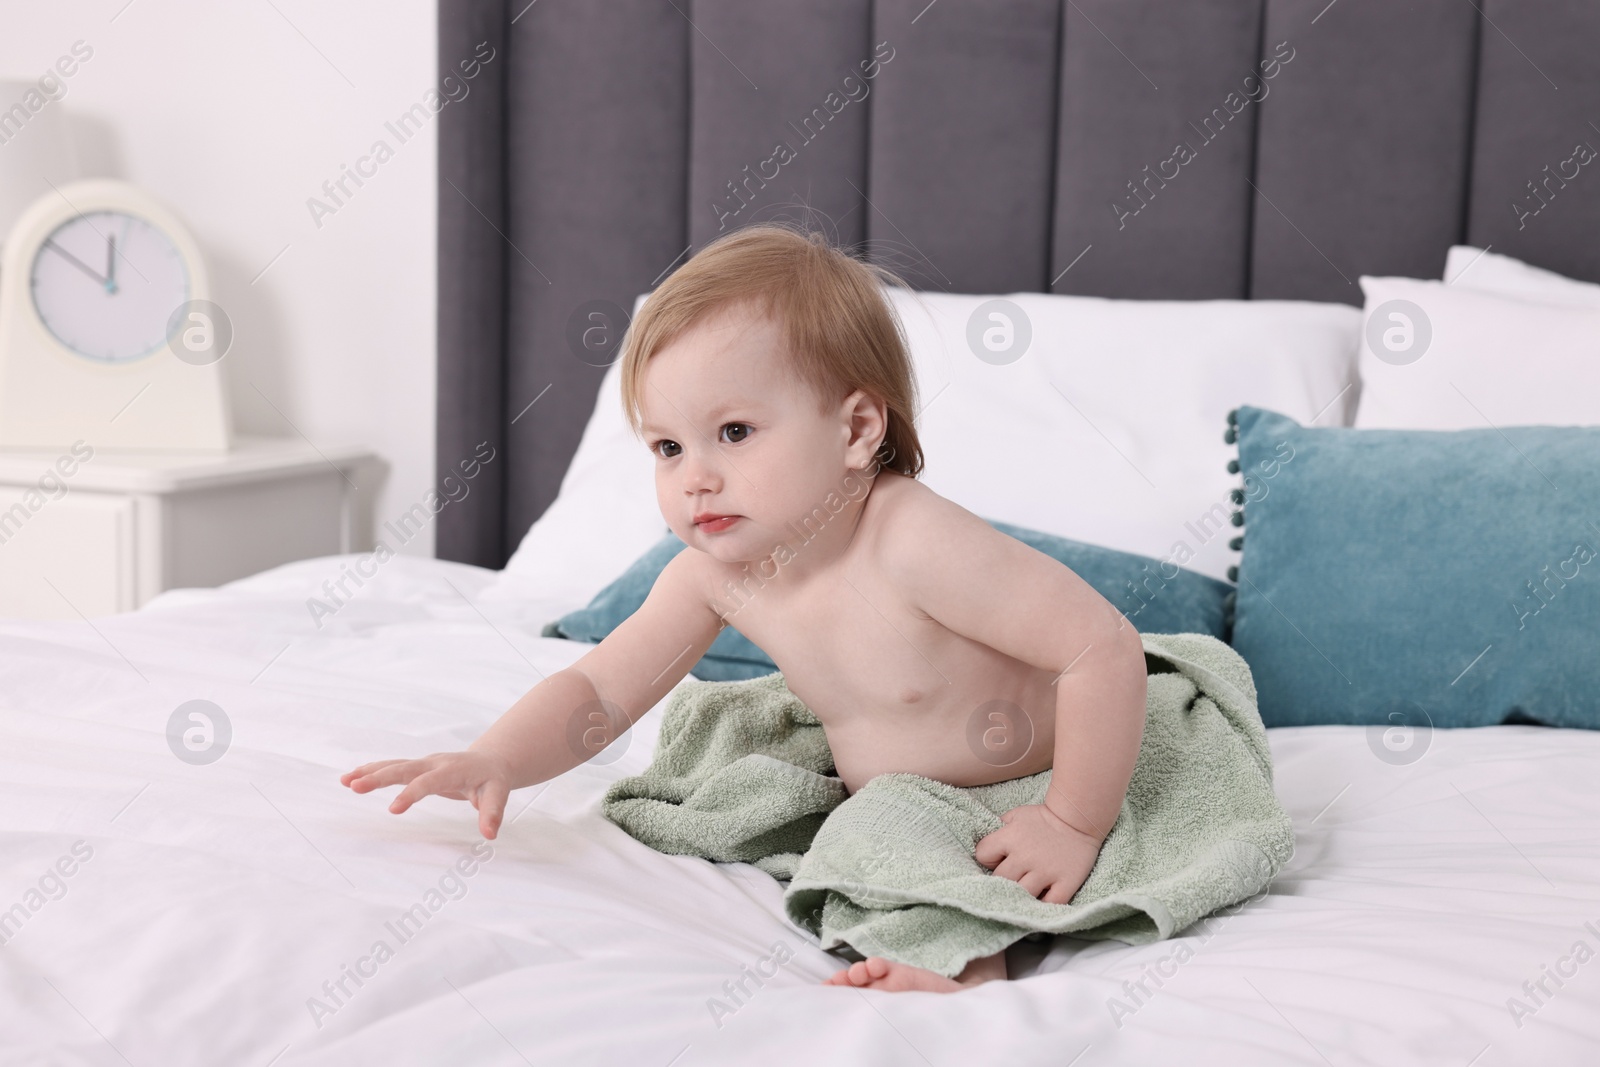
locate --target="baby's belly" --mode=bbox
[816,690,1057,794]
[749,598,1064,793]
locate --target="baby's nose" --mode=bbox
[681,452,723,491]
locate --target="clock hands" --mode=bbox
[40,216,143,295]
[28,206,194,366]
[41,238,110,289]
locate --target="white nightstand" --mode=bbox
[0,437,383,620]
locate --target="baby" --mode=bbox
[343,224,1149,993]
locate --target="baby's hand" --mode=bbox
[341,751,514,840]
[974,804,1103,905]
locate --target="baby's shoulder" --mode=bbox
[860,473,969,558]
[658,542,730,614]
[861,473,1018,585]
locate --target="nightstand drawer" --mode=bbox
[0,488,136,619]
[161,470,345,589]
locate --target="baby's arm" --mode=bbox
[881,495,1148,903]
[342,550,726,838]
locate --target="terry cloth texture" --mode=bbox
[601,632,1295,978]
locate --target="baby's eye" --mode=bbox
[720,423,751,444]
[652,439,682,459]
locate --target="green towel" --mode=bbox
[602,632,1295,978]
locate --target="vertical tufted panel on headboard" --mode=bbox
[1465,0,1600,285]
[1052,0,1263,299]
[865,0,1061,293]
[1248,0,1479,302]
[497,2,690,561]
[437,0,510,567]
[436,0,1600,568]
[686,0,874,254]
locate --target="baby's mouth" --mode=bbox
[694,515,742,534]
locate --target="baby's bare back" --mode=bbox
[695,474,1066,794]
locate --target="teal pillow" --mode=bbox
[1229,405,1600,729]
[542,519,1234,681]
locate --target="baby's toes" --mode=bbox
[844,960,884,986]
[822,957,898,988]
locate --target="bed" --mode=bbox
[8,1,1600,1063]
[4,556,1598,1064]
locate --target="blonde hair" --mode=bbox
[618,223,924,478]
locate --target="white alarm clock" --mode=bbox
[0,178,232,451]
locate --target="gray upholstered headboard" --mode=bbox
[435,0,1600,569]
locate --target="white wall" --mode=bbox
[1,0,442,557]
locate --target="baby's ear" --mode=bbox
[841,389,888,452]
[827,386,865,421]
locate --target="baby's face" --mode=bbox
[639,300,877,567]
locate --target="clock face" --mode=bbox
[29,210,190,363]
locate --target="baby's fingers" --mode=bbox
[353,758,435,793]
[474,778,510,840]
[342,760,408,789]
[1014,868,1051,898]
[973,827,1009,870]
[989,854,1030,885]
[1040,881,1075,905]
[389,768,457,814]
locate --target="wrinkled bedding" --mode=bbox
[1,554,1596,1066]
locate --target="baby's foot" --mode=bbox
[822,956,967,993]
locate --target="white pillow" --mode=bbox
[1354,275,1600,431]
[887,290,1360,581]
[492,288,1362,596]
[1443,245,1600,308]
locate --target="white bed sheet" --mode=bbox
[2,554,1597,1066]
